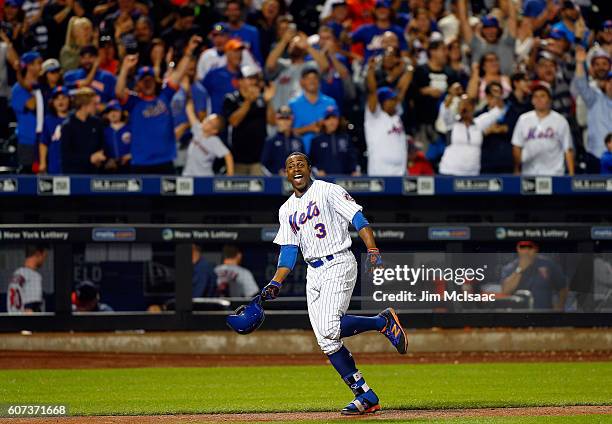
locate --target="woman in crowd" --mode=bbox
[60,16,94,72]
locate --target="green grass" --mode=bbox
[0,362,611,416]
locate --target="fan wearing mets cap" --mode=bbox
[261,152,408,415]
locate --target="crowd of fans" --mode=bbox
[0,0,610,177]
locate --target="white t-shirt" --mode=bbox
[214,264,259,297]
[439,106,504,176]
[274,180,362,261]
[364,105,407,176]
[196,48,260,81]
[6,267,43,313]
[182,123,230,176]
[511,110,572,176]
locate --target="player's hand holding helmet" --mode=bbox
[261,280,282,301]
[366,248,383,273]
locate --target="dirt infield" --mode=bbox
[1,349,611,369]
[5,406,612,423]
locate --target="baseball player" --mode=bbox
[261,152,408,415]
[6,244,48,314]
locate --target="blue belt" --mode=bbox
[308,254,334,268]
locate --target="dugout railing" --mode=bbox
[0,222,611,332]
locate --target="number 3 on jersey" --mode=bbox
[314,223,327,239]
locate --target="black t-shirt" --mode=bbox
[411,64,458,126]
[222,91,267,164]
[60,113,105,174]
[43,3,75,58]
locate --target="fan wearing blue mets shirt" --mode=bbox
[260,152,408,416]
[116,35,202,175]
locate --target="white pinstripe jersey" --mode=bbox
[273,180,362,261]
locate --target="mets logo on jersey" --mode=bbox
[289,201,320,234]
[344,193,355,202]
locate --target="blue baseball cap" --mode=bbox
[211,22,229,35]
[105,100,122,112]
[481,15,500,28]
[324,104,340,119]
[377,86,397,104]
[375,0,391,8]
[135,66,155,82]
[20,51,41,68]
[522,0,546,18]
[548,28,570,41]
[50,86,68,98]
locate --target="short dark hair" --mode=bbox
[427,39,445,53]
[222,245,240,259]
[511,71,528,89]
[25,244,49,258]
[226,0,243,9]
[286,152,311,166]
[485,81,503,96]
[605,133,612,145]
[532,84,552,98]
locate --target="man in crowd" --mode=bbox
[350,0,407,61]
[60,87,106,174]
[224,0,262,65]
[410,39,456,147]
[223,66,274,175]
[511,84,575,176]
[196,22,259,81]
[310,104,360,175]
[11,51,43,173]
[73,281,114,312]
[116,35,202,174]
[265,28,329,111]
[63,45,116,104]
[261,105,304,175]
[572,46,612,167]
[203,38,244,114]
[6,244,49,314]
[289,67,337,153]
[458,0,517,75]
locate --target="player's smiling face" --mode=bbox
[285,154,311,194]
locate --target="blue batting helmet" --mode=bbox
[226,295,265,335]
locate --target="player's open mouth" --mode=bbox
[293,174,304,183]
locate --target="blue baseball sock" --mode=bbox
[340,314,386,338]
[328,346,373,398]
[327,345,357,378]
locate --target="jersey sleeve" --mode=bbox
[329,183,363,222]
[273,206,300,246]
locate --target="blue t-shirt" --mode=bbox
[63,68,117,103]
[351,24,408,61]
[121,84,178,166]
[192,257,218,297]
[261,133,305,174]
[103,123,132,159]
[202,66,240,114]
[227,23,262,64]
[289,92,337,153]
[41,114,65,174]
[10,83,37,146]
[601,151,612,174]
[320,53,349,112]
[171,81,208,128]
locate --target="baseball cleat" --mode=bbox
[341,389,381,415]
[379,307,408,354]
